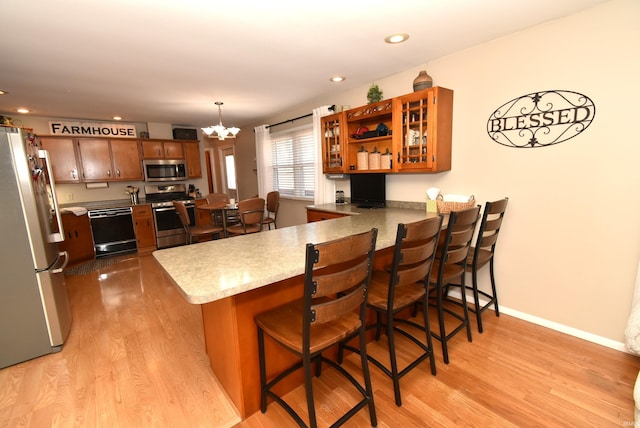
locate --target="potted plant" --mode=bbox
[367,84,383,104]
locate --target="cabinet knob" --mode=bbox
[107,170,111,177]
[116,169,121,177]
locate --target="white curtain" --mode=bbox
[254,124,271,199]
[313,105,335,205]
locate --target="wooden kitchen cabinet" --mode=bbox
[58,212,95,267]
[141,139,184,159]
[110,139,143,180]
[77,138,143,181]
[345,98,395,173]
[306,208,348,223]
[195,199,212,226]
[392,86,453,173]
[132,204,156,253]
[320,112,347,174]
[39,136,82,183]
[184,141,202,178]
[324,86,453,174]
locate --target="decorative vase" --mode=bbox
[413,70,433,92]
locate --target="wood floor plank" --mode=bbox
[0,254,638,428]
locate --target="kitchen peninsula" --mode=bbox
[153,204,438,419]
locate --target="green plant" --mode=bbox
[367,84,383,104]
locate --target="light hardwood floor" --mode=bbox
[1,254,638,427]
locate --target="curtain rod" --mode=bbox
[266,105,335,129]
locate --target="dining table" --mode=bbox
[197,202,239,237]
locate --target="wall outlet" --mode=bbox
[66,193,74,201]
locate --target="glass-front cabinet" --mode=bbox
[393,86,453,173]
[319,86,453,175]
[320,111,346,173]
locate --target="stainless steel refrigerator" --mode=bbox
[0,126,72,369]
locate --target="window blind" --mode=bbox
[271,127,315,199]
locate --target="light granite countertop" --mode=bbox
[153,203,436,305]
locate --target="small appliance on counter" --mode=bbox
[335,190,345,204]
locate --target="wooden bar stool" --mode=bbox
[463,197,509,332]
[428,205,480,364]
[255,228,378,428]
[340,216,442,406]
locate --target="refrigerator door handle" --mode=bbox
[52,251,69,274]
[38,149,64,243]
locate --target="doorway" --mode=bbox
[219,145,237,201]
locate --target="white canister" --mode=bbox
[369,150,381,170]
[357,147,369,170]
[380,149,392,169]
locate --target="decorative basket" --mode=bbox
[436,195,476,214]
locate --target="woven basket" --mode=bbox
[436,195,476,214]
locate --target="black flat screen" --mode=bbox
[350,173,386,208]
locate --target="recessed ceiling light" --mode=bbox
[113,116,122,121]
[0,90,7,95]
[17,108,29,114]
[329,76,346,82]
[384,33,409,44]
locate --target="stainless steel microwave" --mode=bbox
[143,159,186,182]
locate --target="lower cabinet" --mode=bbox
[58,213,95,267]
[306,209,348,223]
[132,205,157,253]
[195,199,212,226]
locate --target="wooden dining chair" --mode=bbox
[458,197,509,333]
[261,191,280,230]
[226,197,265,236]
[173,201,223,244]
[428,205,481,364]
[340,216,442,407]
[255,228,378,428]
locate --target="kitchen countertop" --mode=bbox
[153,204,437,305]
[60,199,149,211]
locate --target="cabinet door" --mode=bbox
[78,139,112,180]
[132,205,156,251]
[163,141,184,159]
[40,137,82,183]
[111,139,143,180]
[142,140,164,158]
[185,141,202,178]
[393,87,453,173]
[58,213,95,266]
[321,112,346,173]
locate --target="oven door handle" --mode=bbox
[154,207,177,213]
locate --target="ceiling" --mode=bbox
[0,0,607,130]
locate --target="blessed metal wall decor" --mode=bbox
[487,90,595,148]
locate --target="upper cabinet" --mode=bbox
[141,139,184,159]
[39,136,82,183]
[393,87,453,173]
[320,112,346,174]
[321,86,453,174]
[78,138,143,181]
[184,141,202,178]
[345,99,394,173]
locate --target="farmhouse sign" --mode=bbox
[487,90,595,148]
[48,121,137,138]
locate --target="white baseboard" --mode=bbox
[447,289,628,353]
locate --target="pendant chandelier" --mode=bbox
[201,101,240,140]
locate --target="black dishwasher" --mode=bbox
[88,207,137,258]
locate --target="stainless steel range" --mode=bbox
[145,184,195,249]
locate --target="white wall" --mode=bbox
[259,0,640,347]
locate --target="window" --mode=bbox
[270,126,315,199]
